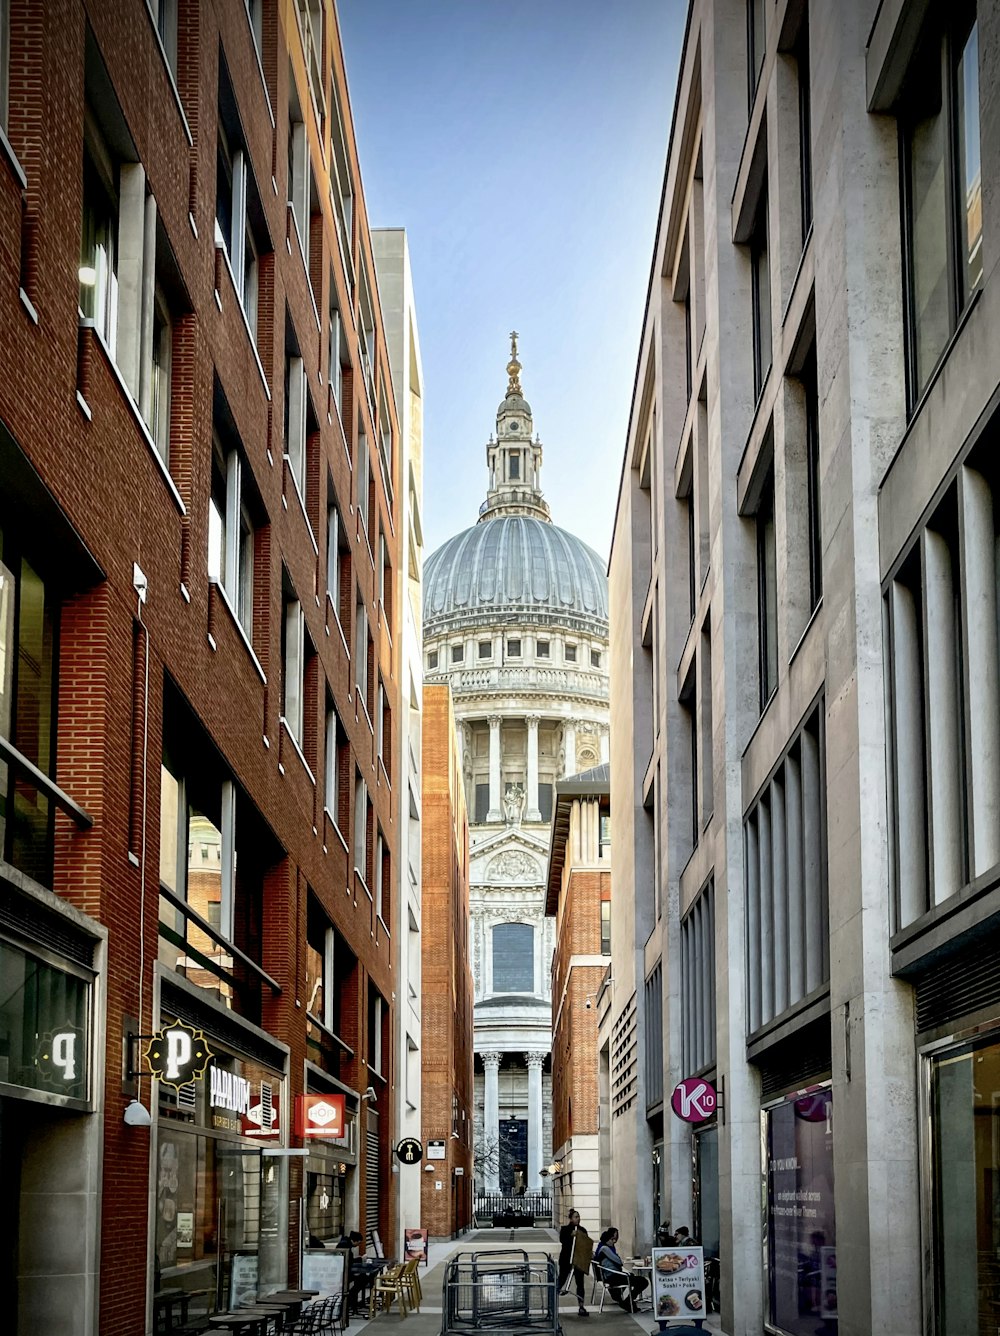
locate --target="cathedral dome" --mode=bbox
[423,514,609,635]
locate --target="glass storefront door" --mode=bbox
[927,1029,1000,1334]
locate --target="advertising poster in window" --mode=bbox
[766,1086,837,1335]
[651,1247,705,1322]
[229,1252,259,1309]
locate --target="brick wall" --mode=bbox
[420,685,474,1237]
[0,1,403,1328]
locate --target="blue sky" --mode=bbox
[338,1,685,563]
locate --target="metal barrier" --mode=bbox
[475,1193,552,1225]
[441,1250,559,1336]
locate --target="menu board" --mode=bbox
[229,1253,259,1309]
[650,1247,706,1323]
[302,1248,347,1298]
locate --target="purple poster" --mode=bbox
[766,1087,837,1335]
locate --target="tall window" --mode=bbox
[492,923,534,993]
[680,883,716,1073]
[282,582,305,744]
[287,80,308,253]
[330,84,354,280]
[900,2,981,406]
[353,772,368,880]
[208,430,255,636]
[804,356,822,610]
[328,291,345,419]
[216,62,264,341]
[356,424,370,535]
[325,697,347,831]
[750,187,771,398]
[355,595,367,704]
[600,898,611,955]
[285,346,308,503]
[756,463,778,708]
[306,898,336,1031]
[327,499,350,627]
[747,0,766,107]
[149,293,172,462]
[797,11,813,242]
[79,142,119,353]
[152,0,178,75]
[358,265,376,411]
[0,531,57,883]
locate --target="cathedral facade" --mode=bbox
[423,337,609,1198]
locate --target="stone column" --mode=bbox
[488,715,502,821]
[526,1052,546,1190]
[481,1051,502,1191]
[599,722,610,766]
[562,719,577,778]
[526,714,541,821]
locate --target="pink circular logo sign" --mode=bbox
[670,1077,717,1124]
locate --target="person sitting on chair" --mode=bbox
[337,1231,371,1313]
[594,1228,649,1311]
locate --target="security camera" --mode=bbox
[585,997,592,1010]
[363,1085,377,1103]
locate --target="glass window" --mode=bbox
[285,353,307,501]
[804,356,822,610]
[353,773,367,879]
[150,292,172,463]
[756,465,778,707]
[0,938,90,1101]
[902,4,981,405]
[538,782,553,824]
[478,640,492,660]
[797,14,813,242]
[216,74,264,342]
[0,536,57,883]
[356,428,369,533]
[536,639,549,659]
[282,590,304,744]
[474,783,489,824]
[564,644,577,664]
[507,638,521,657]
[427,650,438,671]
[590,650,601,668]
[0,0,9,134]
[209,434,254,636]
[79,146,118,354]
[747,0,766,106]
[451,644,464,664]
[766,1087,836,1334]
[751,188,771,398]
[928,1030,1000,1334]
[600,899,611,955]
[492,922,534,993]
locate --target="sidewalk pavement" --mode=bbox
[346,1228,721,1336]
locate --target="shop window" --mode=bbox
[0,532,57,884]
[0,937,90,1104]
[900,2,981,407]
[765,1088,836,1333]
[680,882,716,1074]
[208,425,257,638]
[492,922,533,993]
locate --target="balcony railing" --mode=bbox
[441,665,608,700]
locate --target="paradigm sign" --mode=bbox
[670,1077,717,1124]
[145,1022,213,1089]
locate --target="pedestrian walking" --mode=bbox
[557,1209,591,1317]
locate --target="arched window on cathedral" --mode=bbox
[492,922,534,993]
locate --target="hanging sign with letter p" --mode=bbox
[145,1021,213,1089]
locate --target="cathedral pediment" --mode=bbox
[470,827,549,887]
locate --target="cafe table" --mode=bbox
[207,1309,276,1336]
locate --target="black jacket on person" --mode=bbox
[558,1223,577,1270]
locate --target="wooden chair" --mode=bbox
[399,1259,422,1312]
[369,1264,409,1318]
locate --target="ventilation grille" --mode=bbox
[756,1016,832,1101]
[365,1111,380,1237]
[0,884,96,968]
[611,993,638,1118]
[915,933,1000,1034]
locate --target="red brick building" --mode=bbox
[0,3,402,1333]
[545,765,611,1234]
[420,684,474,1238]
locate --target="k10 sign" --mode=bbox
[670,1077,717,1123]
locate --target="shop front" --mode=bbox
[152,999,289,1326]
[762,1085,837,1336]
[300,1071,359,1290]
[0,879,106,1336]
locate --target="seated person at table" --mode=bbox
[594,1228,649,1310]
[336,1231,370,1311]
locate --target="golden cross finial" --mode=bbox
[506,330,522,395]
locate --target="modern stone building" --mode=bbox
[0,2,406,1332]
[423,338,609,1201]
[544,764,612,1236]
[420,684,474,1238]
[371,228,425,1249]
[608,1,998,1334]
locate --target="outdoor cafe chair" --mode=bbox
[590,1260,637,1314]
[399,1259,422,1312]
[369,1263,409,1318]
